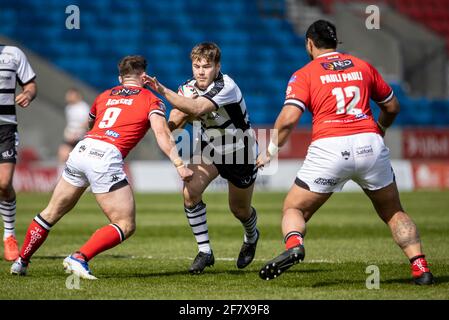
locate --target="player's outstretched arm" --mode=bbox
[256,105,303,168]
[376,96,400,136]
[150,113,194,182]
[168,108,194,131]
[15,80,37,108]
[144,76,215,117]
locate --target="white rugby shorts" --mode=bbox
[297,132,394,193]
[62,138,127,193]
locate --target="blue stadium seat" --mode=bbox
[1,0,448,126]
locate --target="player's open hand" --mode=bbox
[177,165,194,182]
[142,75,165,95]
[15,91,33,108]
[256,151,271,169]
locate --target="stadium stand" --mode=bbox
[1,0,448,128]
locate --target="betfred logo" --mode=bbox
[105,98,133,106]
[321,59,354,71]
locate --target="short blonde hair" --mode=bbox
[190,42,221,64]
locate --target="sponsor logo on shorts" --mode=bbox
[1,148,15,159]
[341,150,350,160]
[314,177,339,186]
[88,148,105,159]
[105,130,120,138]
[64,166,78,177]
[110,174,119,183]
[356,145,373,157]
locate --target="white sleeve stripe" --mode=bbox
[284,99,306,111]
[149,110,165,118]
[375,90,394,104]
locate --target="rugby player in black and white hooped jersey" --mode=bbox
[145,42,260,274]
[0,44,37,261]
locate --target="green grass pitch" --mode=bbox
[0,191,448,299]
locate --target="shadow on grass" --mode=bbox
[99,266,331,279]
[383,275,449,285]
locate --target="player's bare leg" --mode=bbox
[11,178,86,275]
[62,183,135,280]
[183,163,218,274]
[57,143,72,165]
[260,182,331,280]
[0,163,19,261]
[364,182,434,285]
[228,182,259,268]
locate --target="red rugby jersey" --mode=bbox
[284,52,393,141]
[86,85,165,158]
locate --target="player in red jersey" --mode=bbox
[257,20,433,285]
[10,56,193,279]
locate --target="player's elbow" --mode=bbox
[192,107,207,118]
[382,96,401,115]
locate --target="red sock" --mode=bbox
[78,224,124,261]
[20,215,52,262]
[410,254,430,278]
[284,231,304,250]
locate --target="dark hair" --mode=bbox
[190,42,221,64]
[305,20,338,49]
[118,55,147,77]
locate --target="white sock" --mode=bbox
[1,199,16,240]
[185,201,211,253]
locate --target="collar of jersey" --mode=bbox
[316,51,340,59]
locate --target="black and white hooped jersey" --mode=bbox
[181,73,256,155]
[0,45,36,125]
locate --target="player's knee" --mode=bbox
[229,203,251,220]
[0,178,12,192]
[183,188,202,208]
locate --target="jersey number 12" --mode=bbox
[332,86,362,115]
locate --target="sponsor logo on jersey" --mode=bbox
[105,98,133,106]
[0,75,12,80]
[355,113,369,120]
[206,111,219,121]
[157,101,166,112]
[314,177,339,186]
[110,88,141,96]
[78,145,86,153]
[105,130,120,138]
[0,57,12,65]
[286,86,292,95]
[321,59,354,71]
[288,75,297,83]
